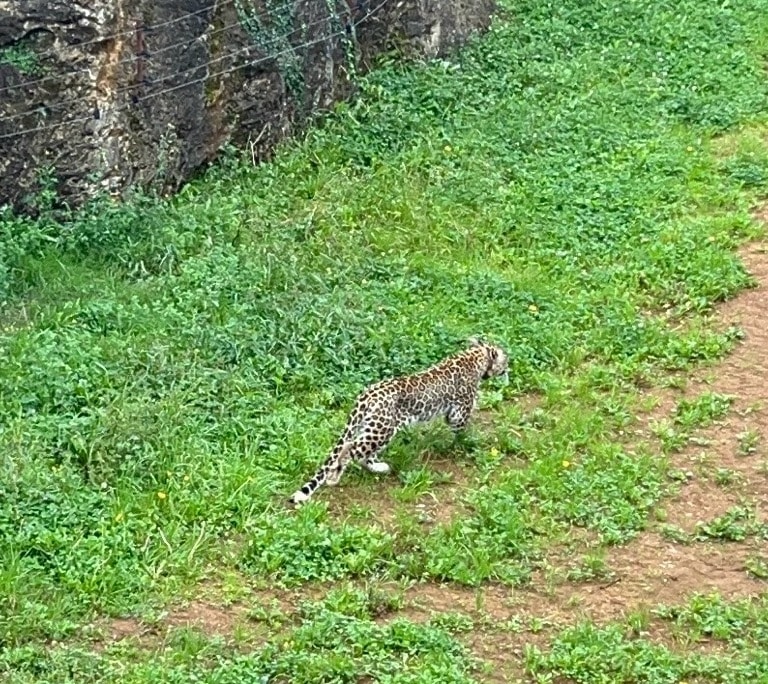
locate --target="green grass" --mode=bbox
[660,505,768,544]
[526,595,768,683]
[2,0,768,677]
[654,391,734,452]
[2,589,478,682]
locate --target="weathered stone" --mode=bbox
[0,0,494,213]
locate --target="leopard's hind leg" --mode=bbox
[354,424,397,474]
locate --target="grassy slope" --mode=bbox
[2,0,768,680]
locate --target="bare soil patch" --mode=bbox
[96,602,243,650]
[105,617,148,642]
[626,242,768,538]
[163,600,247,635]
[98,585,298,648]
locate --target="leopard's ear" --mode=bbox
[468,336,484,348]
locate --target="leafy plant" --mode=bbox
[692,506,768,542]
[745,555,768,580]
[0,605,479,683]
[566,552,614,583]
[738,428,760,456]
[654,392,734,452]
[674,393,733,430]
[526,611,768,683]
[0,43,42,75]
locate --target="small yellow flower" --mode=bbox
[183,475,190,482]
[686,146,694,152]
[443,145,452,153]
[157,491,167,500]
[528,304,538,313]
[114,512,124,523]
[490,447,500,457]
[562,460,571,468]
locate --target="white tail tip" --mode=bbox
[289,490,310,505]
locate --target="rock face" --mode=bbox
[0,0,495,213]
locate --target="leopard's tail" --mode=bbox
[288,440,353,505]
[288,406,366,505]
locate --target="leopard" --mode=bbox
[288,338,509,505]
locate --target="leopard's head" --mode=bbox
[469,338,509,379]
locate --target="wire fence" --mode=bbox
[0,0,388,142]
[0,0,305,96]
[5,0,237,70]
[2,12,337,124]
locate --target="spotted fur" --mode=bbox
[289,339,509,504]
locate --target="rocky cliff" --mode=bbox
[0,0,495,213]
